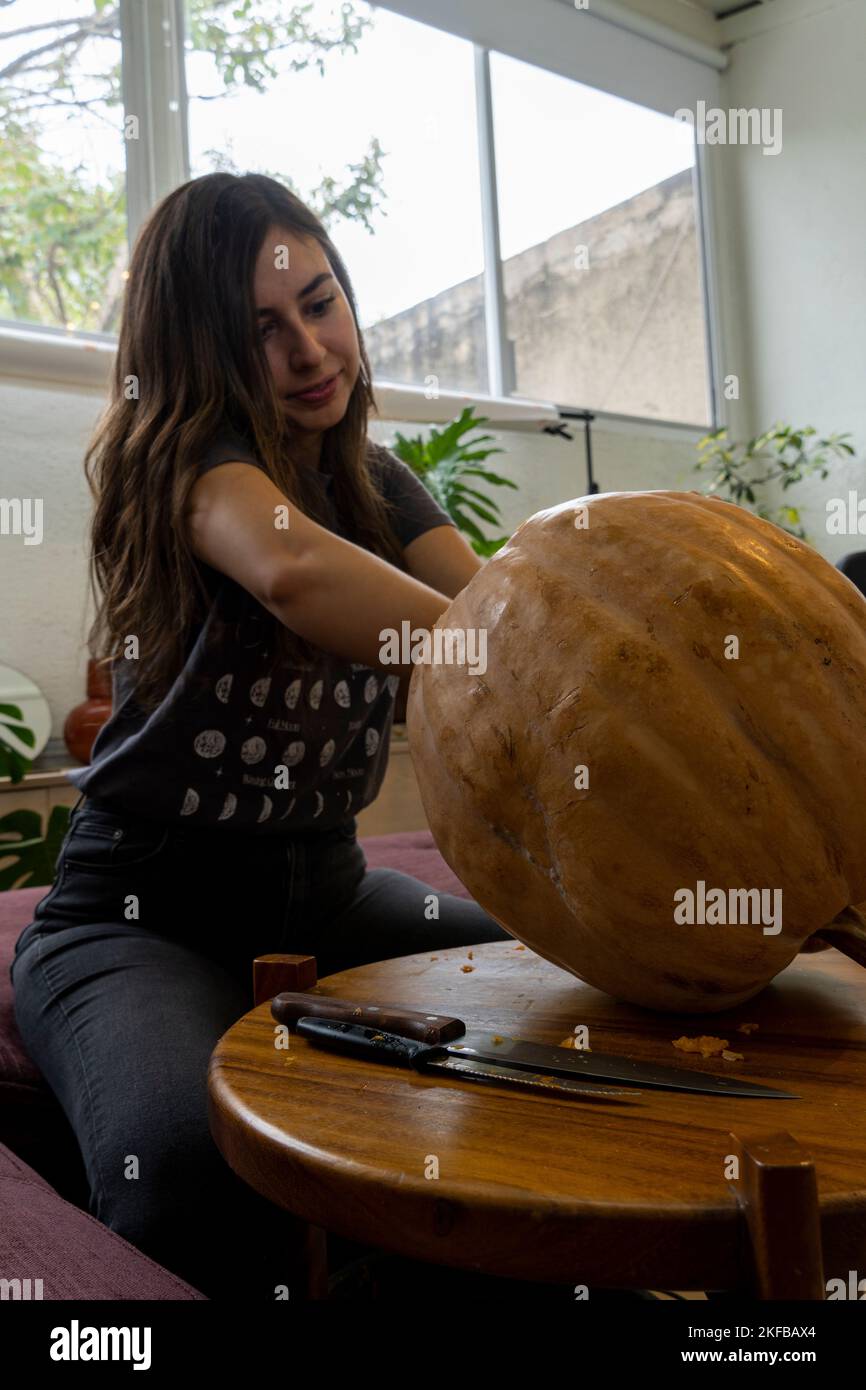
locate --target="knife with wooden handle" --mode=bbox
[271,992,465,1042]
[295,1017,638,1101]
[272,991,798,1098]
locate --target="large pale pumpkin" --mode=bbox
[407,490,866,1012]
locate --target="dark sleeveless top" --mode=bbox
[67,430,454,833]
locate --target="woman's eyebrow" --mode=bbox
[298,271,334,298]
[256,272,335,317]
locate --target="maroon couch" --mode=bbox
[0,830,468,1300]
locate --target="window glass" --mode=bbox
[185,0,487,393]
[490,51,711,425]
[0,0,127,334]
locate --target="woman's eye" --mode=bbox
[260,320,277,340]
[309,294,336,318]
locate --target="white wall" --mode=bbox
[0,372,703,738]
[1,378,98,742]
[712,0,866,562]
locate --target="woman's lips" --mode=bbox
[288,372,340,406]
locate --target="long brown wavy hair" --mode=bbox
[83,172,406,713]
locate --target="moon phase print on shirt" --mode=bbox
[250,676,271,706]
[319,738,336,767]
[282,740,305,766]
[241,736,267,764]
[194,729,226,758]
[182,645,392,826]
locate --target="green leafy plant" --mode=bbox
[694,423,855,540]
[390,407,518,557]
[0,804,71,892]
[0,710,71,892]
[0,702,36,783]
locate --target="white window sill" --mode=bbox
[0,320,709,439]
[0,323,116,391]
[0,321,558,427]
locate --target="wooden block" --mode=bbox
[253,954,317,1007]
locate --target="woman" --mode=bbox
[11,172,509,1299]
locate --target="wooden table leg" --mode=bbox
[286,1221,329,1300]
[729,1130,825,1299]
[252,956,327,1297]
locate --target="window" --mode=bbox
[490,52,711,426]
[184,0,487,394]
[0,0,128,334]
[0,0,717,424]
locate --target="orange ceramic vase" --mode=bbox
[64,658,113,764]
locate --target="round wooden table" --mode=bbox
[207,941,866,1298]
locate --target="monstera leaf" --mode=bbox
[0,703,36,783]
[0,804,71,892]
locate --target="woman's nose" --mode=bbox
[287,323,326,371]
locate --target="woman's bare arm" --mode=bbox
[185,461,451,674]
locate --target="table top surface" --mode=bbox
[208,941,866,1283]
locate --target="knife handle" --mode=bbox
[271,992,465,1043]
[296,1017,445,1069]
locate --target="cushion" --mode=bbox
[0,1139,206,1299]
[0,886,45,1090]
[0,886,90,1202]
[359,829,470,898]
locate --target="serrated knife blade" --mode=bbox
[295,1017,638,1101]
[450,1032,798,1099]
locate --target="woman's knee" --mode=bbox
[92,1126,234,1250]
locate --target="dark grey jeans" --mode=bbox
[10,794,509,1299]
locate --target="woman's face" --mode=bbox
[252,225,361,455]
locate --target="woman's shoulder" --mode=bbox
[198,424,264,478]
[364,437,394,468]
[364,438,415,489]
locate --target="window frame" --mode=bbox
[0,0,725,434]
